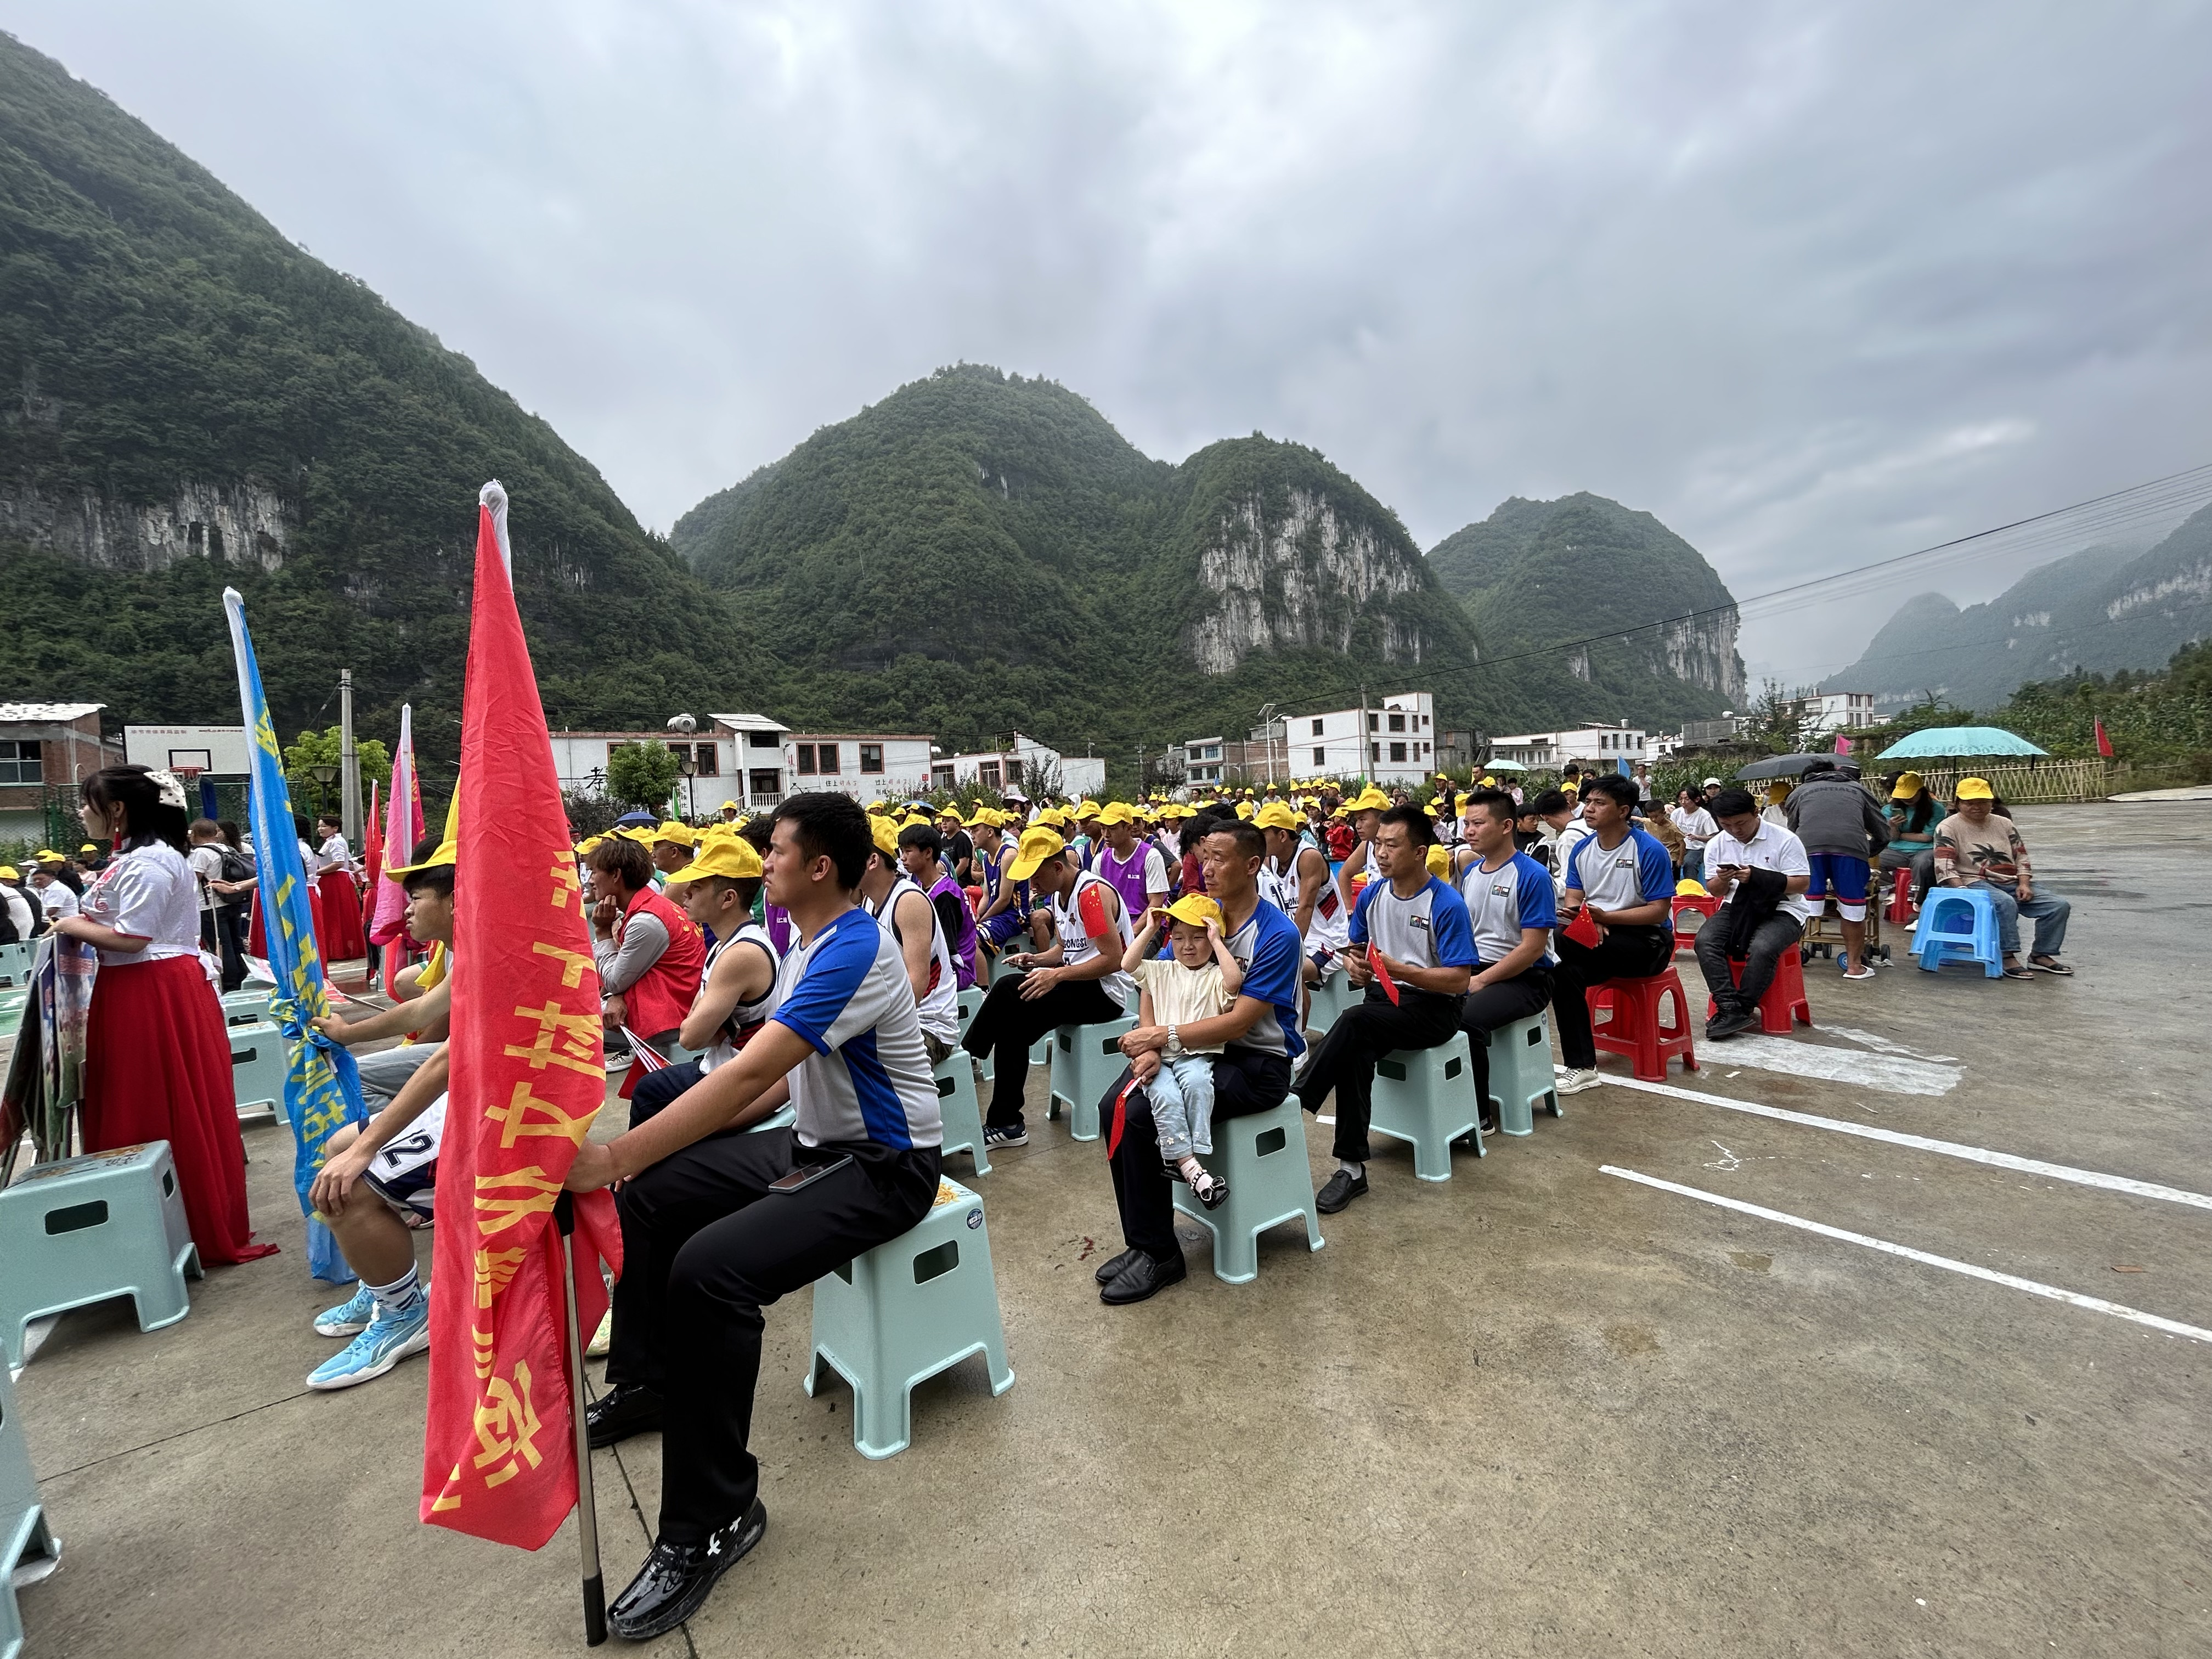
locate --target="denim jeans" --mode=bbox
[1149,1052,1218,1160]
[1969,879,2070,957]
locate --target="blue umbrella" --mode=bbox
[611,809,659,826]
[1873,725,2049,762]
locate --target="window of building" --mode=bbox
[1205,745,1221,761]
[860,744,884,774]
[693,743,718,776]
[1367,713,1379,732]
[1369,743,1380,764]
[1388,713,1405,732]
[1311,718,1324,736]
[1312,747,1327,767]
[980,760,1002,787]
[817,743,840,775]
[1389,742,1407,762]
[795,744,816,774]
[747,730,779,748]
[0,740,41,784]
[1421,714,1430,727]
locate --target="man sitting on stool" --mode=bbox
[567,792,942,1641]
[1546,774,1677,1094]
[1293,804,1477,1213]
[1452,787,1558,1135]
[1694,787,1814,1040]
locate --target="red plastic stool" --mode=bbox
[1703,949,1813,1035]
[1885,868,1915,924]
[1671,895,1719,952]
[1586,970,1700,1081]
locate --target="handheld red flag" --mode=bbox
[1563,905,1602,948]
[1367,942,1400,1005]
[2095,718,2113,758]
[421,483,620,1550]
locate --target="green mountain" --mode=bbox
[1425,493,1746,729]
[0,30,770,777]
[672,364,1501,758]
[1823,511,2212,713]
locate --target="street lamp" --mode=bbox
[667,714,698,820]
[311,762,339,816]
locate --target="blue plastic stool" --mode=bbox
[229,1021,289,1120]
[1304,970,1355,1038]
[220,988,272,1026]
[0,942,30,988]
[1482,1012,1561,1137]
[1,1361,63,1659]
[804,1177,1014,1458]
[1048,1014,1139,1141]
[1172,1096,1325,1284]
[933,1051,991,1176]
[1911,887,2004,978]
[1368,1030,1484,1180]
[0,1141,202,1369]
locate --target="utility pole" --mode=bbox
[1358,683,1369,785]
[339,668,362,844]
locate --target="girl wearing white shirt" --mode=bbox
[52,766,275,1267]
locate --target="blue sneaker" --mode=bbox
[313,1283,377,1338]
[306,1301,430,1390]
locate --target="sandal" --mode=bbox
[1190,1169,1231,1210]
[2001,964,2035,980]
[2028,956,2074,976]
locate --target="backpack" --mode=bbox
[218,845,256,884]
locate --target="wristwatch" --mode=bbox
[1165,1024,1183,1058]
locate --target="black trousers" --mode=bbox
[960,973,1122,1128]
[607,1128,940,1543]
[1549,924,1674,1069]
[1294,986,1464,1163]
[200,904,247,992]
[1694,911,1804,1017]
[1459,967,1554,1113]
[628,1057,703,1130]
[1104,1048,1293,1260]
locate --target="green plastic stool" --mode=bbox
[1172,1095,1325,1284]
[1482,1012,1561,1137]
[0,986,26,1040]
[220,988,272,1026]
[228,1021,289,1121]
[1368,1030,1483,1180]
[0,1141,203,1369]
[933,1052,991,1176]
[804,1177,1014,1458]
[1,1360,63,1659]
[1303,969,1355,1038]
[1048,1014,1139,1141]
[0,941,29,988]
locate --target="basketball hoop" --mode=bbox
[174,765,205,800]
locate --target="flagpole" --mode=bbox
[554,1192,607,1645]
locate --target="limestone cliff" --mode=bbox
[0,481,290,572]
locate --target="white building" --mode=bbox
[782,730,937,803]
[939,732,1104,801]
[1782,692,1878,737]
[550,712,792,816]
[1290,691,1439,785]
[1490,721,1649,771]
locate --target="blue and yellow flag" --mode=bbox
[224,588,369,1283]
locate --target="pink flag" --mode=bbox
[1833,733,1850,755]
[369,703,424,947]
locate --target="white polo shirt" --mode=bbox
[1702,821,1816,926]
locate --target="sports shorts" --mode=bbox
[980,910,1031,947]
[362,1092,445,1220]
[1805,853,1871,920]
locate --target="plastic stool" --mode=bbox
[1172,1096,1324,1284]
[1,1361,63,1659]
[1886,867,1916,924]
[229,1022,289,1120]
[1304,969,1357,1037]
[1911,888,2004,978]
[0,941,29,988]
[1482,1012,1560,1136]
[1587,970,1700,1082]
[1048,1014,1139,1141]
[1368,1030,1483,1180]
[1705,949,1813,1034]
[221,988,272,1026]
[933,1051,991,1176]
[0,986,26,1040]
[0,1141,203,1369]
[1672,894,1719,953]
[804,1177,1014,1458]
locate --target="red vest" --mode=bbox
[618,883,705,1040]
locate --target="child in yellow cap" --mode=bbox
[1117,894,1245,1207]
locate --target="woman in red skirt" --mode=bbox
[52,765,278,1266]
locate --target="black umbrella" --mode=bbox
[1734,754,1827,782]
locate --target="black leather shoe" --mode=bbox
[586,1382,663,1449]
[1706,1007,1756,1041]
[607,1500,767,1641]
[1093,1246,1142,1285]
[1099,1250,1187,1305]
[1315,1169,1368,1213]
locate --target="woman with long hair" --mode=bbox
[49,765,277,1266]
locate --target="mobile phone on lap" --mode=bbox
[768,1154,853,1194]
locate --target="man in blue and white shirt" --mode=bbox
[1549,772,1677,1095]
[1294,805,1478,1214]
[565,792,943,1641]
[1453,787,1558,1131]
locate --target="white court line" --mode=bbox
[1601,1166,2212,1344]
[1603,1075,2212,1212]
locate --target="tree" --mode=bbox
[281,725,392,819]
[606,741,682,812]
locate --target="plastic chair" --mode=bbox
[1482,1012,1561,1136]
[804,1177,1014,1459]
[0,986,26,1041]
[221,988,272,1027]
[933,1051,991,1176]
[1048,1013,1139,1142]
[1172,1096,1325,1284]
[1911,887,2004,978]
[229,1022,289,1121]
[1671,894,1719,953]
[1705,949,1813,1034]
[1368,1030,1483,1180]
[1304,969,1356,1037]
[0,1141,203,1370]
[1,1360,63,1659]
[0,941,30,988]
[1587,970,1700,1081]
[1886,867,1916,924]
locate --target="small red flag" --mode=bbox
[1563,905,1602,948]
[2095,718,2113,758]
[1367,942,1400,1005]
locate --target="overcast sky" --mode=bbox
[13,1,2211,673]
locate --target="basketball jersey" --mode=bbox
[697,922,785,1075]
[1052,868,1135,1010]
[865,874,960,1043]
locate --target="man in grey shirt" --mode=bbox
[1782,759,1891,980]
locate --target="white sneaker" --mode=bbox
[1555,1068,1604,1094]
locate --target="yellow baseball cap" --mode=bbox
[1675,878,1709,896]
[1007,826,1066,881]
[654,821,696,847]
[0,866,17,881]
[1346,787,1390,812]
[869,816,900,857]
[1075,799,1103,819]
[1425,844,1453,879]
[1163,893,1222,930]
[1954,776,1994,800]
[1096,802,1135,826]
[1234,800,1255,820]
[387,837,458,877]
[33,849,65,863]
[664,835,763,885]
[1889,771,1924,800]
[1253,802,1301,831]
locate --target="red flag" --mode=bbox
[1563,905,1602,948]
[1367,942,1400,1005]
[361,780,383,939]
[422,483,620,1550]
[2095,718,2113,758]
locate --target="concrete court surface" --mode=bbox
[7,802,2207,1658]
